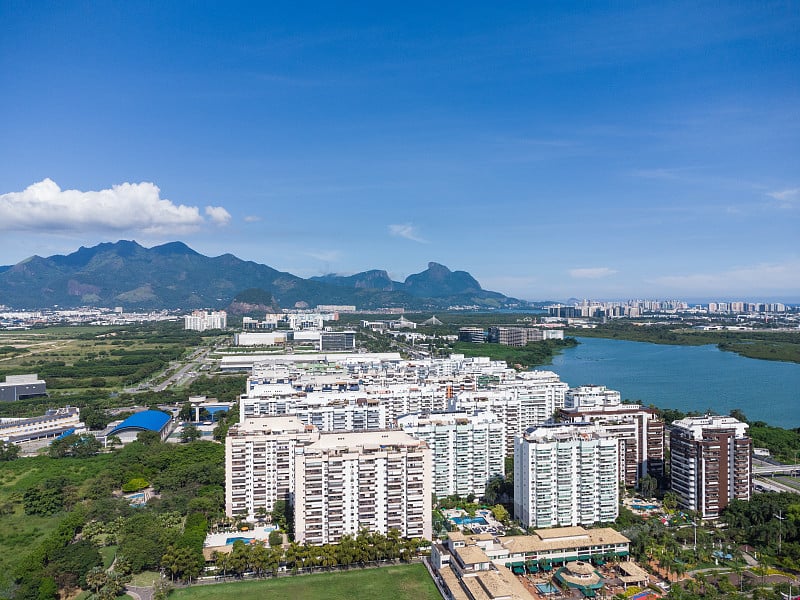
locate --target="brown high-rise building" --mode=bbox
[670,415,751,520]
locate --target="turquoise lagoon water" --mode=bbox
[539,337,800,428]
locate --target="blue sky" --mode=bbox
[1,2,798,301]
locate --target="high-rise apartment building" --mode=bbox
[293,430,432,544]
[451,371,568,455]
[396,411,505,499]
[560,385,664,486]
[564,385,621,409]
[670,415,751,519]
[184,310,227,331]
[225,416,319,520]
[514,424,619,528]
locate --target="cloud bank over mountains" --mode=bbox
[0,179,231,233]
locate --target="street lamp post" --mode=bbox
[775,509,785,556]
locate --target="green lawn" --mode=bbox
[168,564,440,600]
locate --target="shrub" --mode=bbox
[122,478,149,493]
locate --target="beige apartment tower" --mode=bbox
[294,430,432,545]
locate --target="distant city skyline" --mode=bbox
[1,3,797,300]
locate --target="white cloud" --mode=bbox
[569,267,617,279]
[0,179,229,233]
[389,223,428,243]
[204,205,232,225]
[244,215,262,223]
[767,187,800,208]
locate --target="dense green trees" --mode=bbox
[208,530,424,579]
[7,436,226,597]
[180,424,201,443]
[48,433,102,458]
[0,440,20,461]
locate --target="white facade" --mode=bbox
[0,406,84,443]
[225,416,319,519]
[294,430,432,544]
[564,385,622,409]
[235,331,288,346]
[451,371,568,455]
[397,411,505,499]
[184,310,227,331]
[514,424,619,528]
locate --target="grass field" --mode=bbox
[168,564,440,600]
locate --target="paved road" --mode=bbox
[755,476,800,495]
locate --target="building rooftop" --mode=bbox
[109,410,171,436]
[455,545,491,566]
[500,527,629,554]
[309,429,426,451]
[461,566,535,600]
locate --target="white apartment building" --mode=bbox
[451,370,568,455]
[293,430,432,544]
[561,385,664,486]
[293,398,386,432]
[526,328,565,341]
[367,383,451,422]
[564,385,622,409]
[670,415,751,519]
[261,312,332,330]
[514,424,619,528]
[561,402,664,487]
[184,310,227,331]
[225,416,319,520]
[239,385,385,431]
[396,411,505,499]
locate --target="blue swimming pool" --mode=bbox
[536,583,559,594]
[226,536,253,545]
[451,516,488,526]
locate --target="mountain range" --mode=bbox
[0,241,529,311]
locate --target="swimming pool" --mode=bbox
[451,516,488,526]
[226,536,254,544]
[536,583,559,594]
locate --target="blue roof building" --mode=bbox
[109,410,172,443]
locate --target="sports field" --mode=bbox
[168,563,441,600]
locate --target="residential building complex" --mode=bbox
[225,416,319,519]
[514,424,619,528]
[293,430,431,544]
[451,370,568,455]
[183,310,227,331]
[669,414,751,519]
[396,411,505,498]
[560,385,664,486]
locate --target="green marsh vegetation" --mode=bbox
[567,321,800,363]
